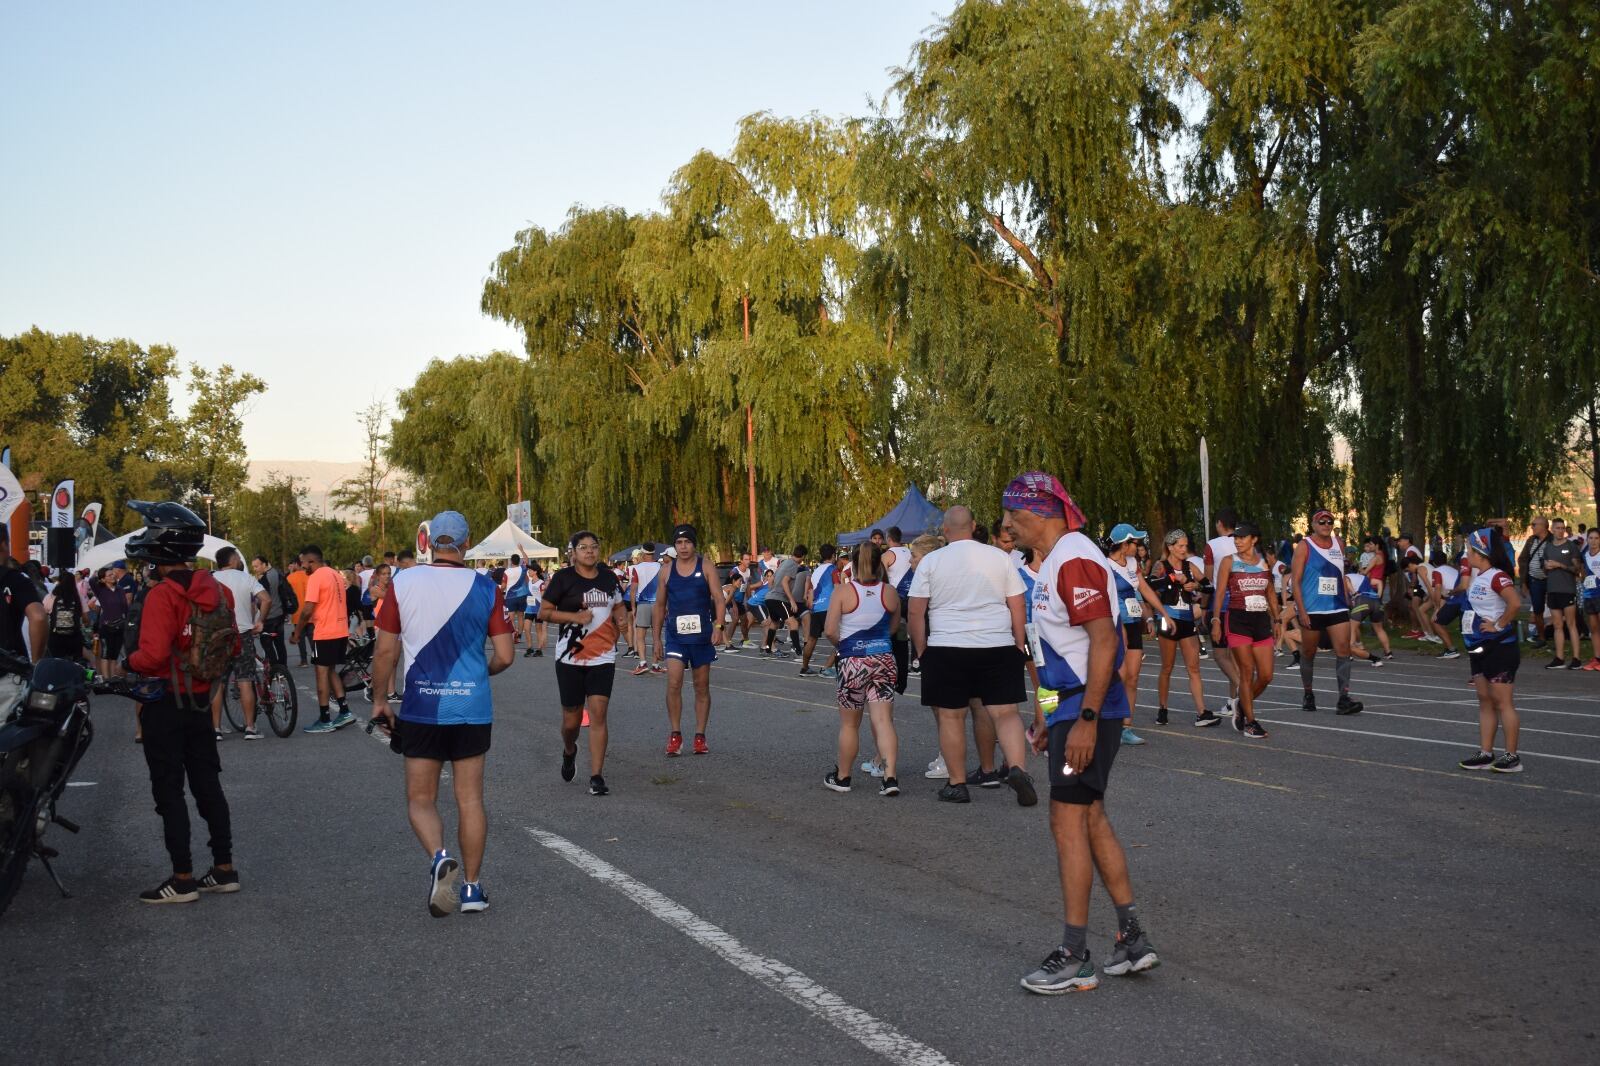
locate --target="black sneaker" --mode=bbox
[139,875,199,904]
[970,767,1005,789]
[196,867,240,894]
[1020,947,1098,994]
[879,776,900,797]
[1302,691,1317,713]
[1491,752,1523,774]
[1005,766,1039,807]
[823,769,852,793]
[523,648,536,658]
[1156,706,1168,726]
[1233,704,1246,732]
[1242,720,1268,739]
[560,745,577,783]
[1565,659,1582,670]
[1194,709,1221,727]
[1336,696,1363,715]
[532,649,543,657]
[1458,750,1494,771]
[1544,658,1567,670]
[937,783,971,803]
[589,774,609,796]
[1289,651,1300,667]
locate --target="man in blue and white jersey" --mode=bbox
[373,510,514,919]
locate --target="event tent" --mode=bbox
[77,529,238,572]
[836,485,944,547]
[462,519,559,562]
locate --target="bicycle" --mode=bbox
[222,640,299,737]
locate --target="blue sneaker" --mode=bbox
[331,708,356,729]
[819,666,839,679]
[1121,727,1146,746]
[303,719,336,734]
[428,850,460,918]
[460,881,488,913]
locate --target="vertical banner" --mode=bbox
[507,500,532,534]
[51,479,75,528]
[0,451,22,565]
[415,520,432,565]
[77,502,103,558]
[1199,437,1210,538]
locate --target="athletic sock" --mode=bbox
[336,697,349,711]
[1299,654,1315,689]
[1335,655,1352,695]
[1062,922,1088,958]
[1114,901,1140,938]
[789,630,802,655]
[318,705,330,722]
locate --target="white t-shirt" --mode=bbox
[214,568,262,630]
[1204,533,1237,581]
[358,568,374,593]
[908,539,1025,648]
[884,545,912,588]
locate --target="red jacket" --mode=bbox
[128,568,234,693]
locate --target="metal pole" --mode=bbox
[744,293,758,554]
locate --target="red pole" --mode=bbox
[744,294,758,554]
[515,446,523,503]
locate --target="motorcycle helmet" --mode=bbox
[124,500,206,565]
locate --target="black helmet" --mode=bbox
[124,500,206,565]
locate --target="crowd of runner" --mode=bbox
[2,482,1595,993]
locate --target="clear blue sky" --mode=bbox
[1,1,944,462]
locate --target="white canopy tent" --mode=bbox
[77,529,239,572]
[462,519,559,562]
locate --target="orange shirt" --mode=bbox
[304,565,350,640]
[286,569,310,624]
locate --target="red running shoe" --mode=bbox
[693,733,709,755]
[665,732,683,757]
[1582,659,1600,671]
[1403,630,1424,640]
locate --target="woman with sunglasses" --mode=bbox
[1290,509,1363,716]
[1457,527,1523,773]
[1106,524,1174,745]
[1212,523,1275,738]
[1148,529,1213,727]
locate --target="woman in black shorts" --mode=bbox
[1149,530,1212,726]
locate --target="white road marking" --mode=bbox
[525,827,959,1066]
[65,781,97,787]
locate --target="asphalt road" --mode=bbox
[3,637,1597,1065]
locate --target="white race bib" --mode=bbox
[674,615,703,636]
[1585,575,1598,592]
[1245,594,1268,613]
[1123,597,1143,618]
[1461,610,1477,635]
[1317,576,1338,597]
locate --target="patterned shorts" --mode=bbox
[837,653,897,712]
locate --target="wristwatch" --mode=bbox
[1079,707,1098,722]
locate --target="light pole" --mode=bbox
[202,493,215,534]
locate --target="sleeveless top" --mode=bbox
[837,580,892,657]
[1110,555,1143,624]
[1583,549,1600,597]
[1299,535,1349,614]
[664,554,713,645]
[1226,553,1272,616]
[1150,557,1200,617]
[1463,567,1517,647]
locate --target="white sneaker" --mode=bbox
[859,758,885,778]
[925,755,949,780]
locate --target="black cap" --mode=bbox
[1233,522,1261,539]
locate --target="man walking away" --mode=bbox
[211,547,269,739]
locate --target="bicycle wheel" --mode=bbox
[222,674,246,732]
[264,664,298,738]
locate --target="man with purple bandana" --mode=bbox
[1004,472,1160,995]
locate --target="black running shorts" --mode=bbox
[1121,622,1144,651]
[919,645,1027,708]
[1467,642,1519,684]
[395,720,491,762]
[311,638,347,667]
[556,661,615,709]
[1308,611,1350,630]
[1159,617,1196,641]
[1047,716,1123,805]
[767,600,792,626]
[1546,592,1576,611]
[809,612,828,639]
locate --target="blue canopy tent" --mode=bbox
[837,486,944,547]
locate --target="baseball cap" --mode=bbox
[430,511,470,548]
[1233,522,1262,538]
[1108,523,1147,545]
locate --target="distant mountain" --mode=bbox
[247,459,365,519]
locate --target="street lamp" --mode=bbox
[202,493,215,533]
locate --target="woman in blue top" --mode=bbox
[822,542,901,796]
[1106,524,1173,747]
[651,525,726,757]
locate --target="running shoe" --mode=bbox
[860,758,885,778]
[1336,696,1363,716]
[1020,948,1097,995]
[1565,659,1582,670]
[303,718,336,734]
[532,649,543,657]
[1005,766,1038,807]
[1273,647,1284,657]
[1544,658,1567,669]
[523,648,536,658]
[332,708,356,729]
[1233,705,1245,732]
[649,663,664,674]
[630,664,650,677]
[196,867,240,894]
[1221,697,1237,719]
[1367,657,1385,668]
[970,767,1004,789]
[386,692,402,702]
[693,733,709,755]
[1423,635,1444,644]
[139,875,199,904]
[823,769,852,793]
[925,755,949,779]
[909,660,921,675]
[819,666,839,679]
[665,732,683,757]
[1103,932,1159,976]
[589,775,610,796]
[1288,651,1300,667]
[1121,727,1145,746]
[797,666,816,676]
[1156,706,1169,726]
[879,776,900,797]
[1439,650,1461,660]
[460,882,488,913]
[243,728,261,741]
[428,850,461,918]
[1584,659,1600,671]
[1194,709,1221,728]
[1403,630,1424,640]
[1458,750,1494,770]
[723,643,741,654]
[1491,753,1523,774]
[1242,720,1268,739]
[936,783,971,803]
[1301,691,1317,714]
[213,730,224,742]
[560,745,577,782]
